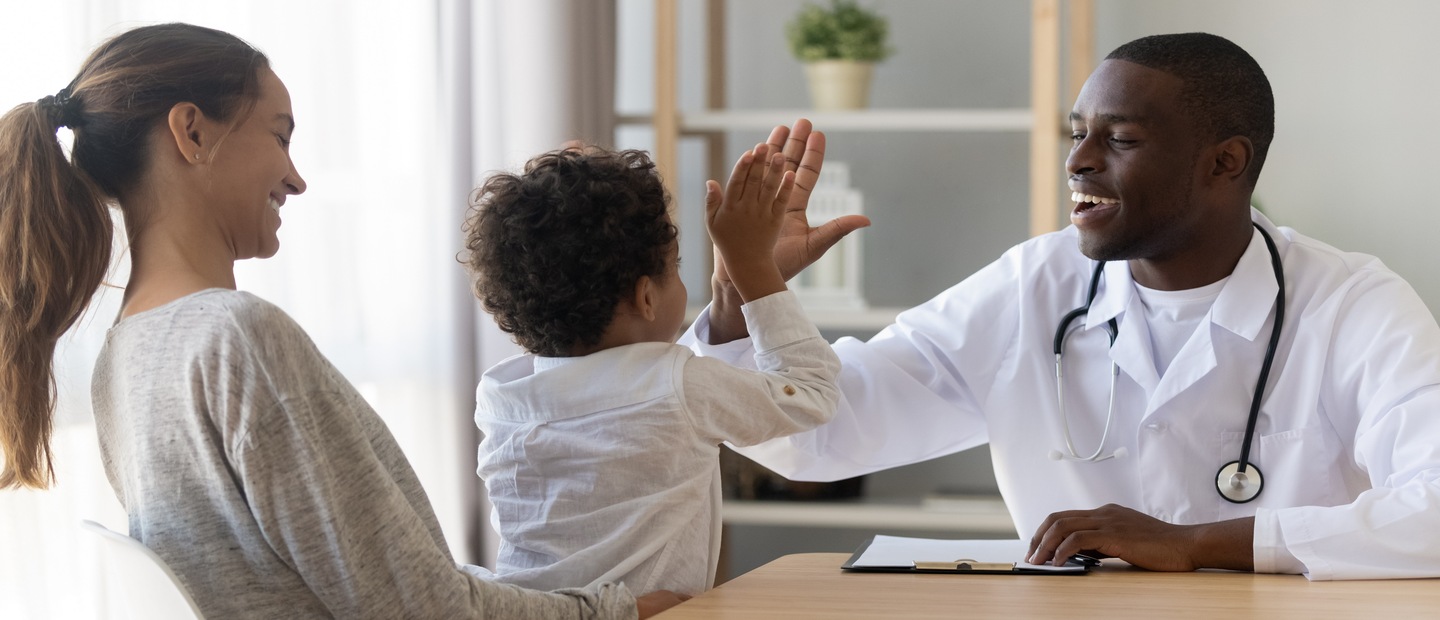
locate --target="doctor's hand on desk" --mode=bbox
[707,118,871,344]
[1026,504,1256,572]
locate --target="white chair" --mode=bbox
[79,519,205,620]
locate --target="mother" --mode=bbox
[0,22,680,618]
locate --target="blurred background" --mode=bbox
[3,1,1438,617]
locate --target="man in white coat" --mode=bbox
[685,32,1440,580]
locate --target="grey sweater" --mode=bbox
[91,289,636,619]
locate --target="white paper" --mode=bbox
[850,535,1086,572]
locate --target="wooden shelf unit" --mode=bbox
[645,0,1097,239]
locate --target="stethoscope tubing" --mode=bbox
[1051,223,1284,502]
[1236,226,1286,478]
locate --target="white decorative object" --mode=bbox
[794,161,866,311]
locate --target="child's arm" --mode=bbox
[679,290,840,447]
[684,145,839,447]
[703,143,793,304]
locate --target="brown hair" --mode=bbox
[462,148,675,357]
[0,23,268,489]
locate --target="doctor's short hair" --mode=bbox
[462,147,676,357]
[1106,32,1274,187]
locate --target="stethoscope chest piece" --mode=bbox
[1216,460,1264,503]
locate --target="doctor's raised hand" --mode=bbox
[706,119,870,343]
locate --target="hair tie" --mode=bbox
[37,87,83,130]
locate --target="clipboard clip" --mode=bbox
[912,558,1015,572]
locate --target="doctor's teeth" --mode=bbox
[1071,192,1118,205]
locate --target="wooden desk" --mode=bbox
[655,553,1440,619]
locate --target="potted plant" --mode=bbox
[786,0,892,110]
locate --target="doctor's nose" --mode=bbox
[1066,136,1102,177]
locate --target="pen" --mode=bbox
[1068,553,1101,567]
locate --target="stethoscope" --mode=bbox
[1050,223,1285,504]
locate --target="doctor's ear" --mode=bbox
[1208,136,1254,185]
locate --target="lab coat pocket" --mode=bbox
[1217,426,1339,520]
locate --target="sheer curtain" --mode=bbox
[0,2,614,618]
[449,0,618,565]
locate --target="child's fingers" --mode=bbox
[725,149,753,204]
[703,179,722,221]
[771,170,796,218]
[742,143,770,203]
[759,151,786,207]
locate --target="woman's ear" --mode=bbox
[166,102,209,164]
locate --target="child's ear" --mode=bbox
[632,276,658,321]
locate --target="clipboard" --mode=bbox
[840,535,1092,575]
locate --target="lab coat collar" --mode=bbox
[1081,208,1285,344]
[1210,214,1285,342]
[1083,261,1132,330]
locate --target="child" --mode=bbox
[461,145,840,596]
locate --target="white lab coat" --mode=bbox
[684,211,1440,580]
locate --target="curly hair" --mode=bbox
[462,148,676,357]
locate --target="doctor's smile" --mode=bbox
[1068,188,1120,228]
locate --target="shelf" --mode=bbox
[685,305,903,332]
[620,109,1034,133]
[723,498,1015,535]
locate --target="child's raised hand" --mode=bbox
[704,143,793,303]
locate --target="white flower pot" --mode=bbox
[803,60,874,110]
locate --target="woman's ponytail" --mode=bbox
[0,23,266,490]
[0,97,112,490]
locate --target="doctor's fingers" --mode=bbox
[1027,515,1107,565]
[1027,506,1112,557]
[764,123,793,162]
[766,118,810,176]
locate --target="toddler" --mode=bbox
[461,145,839,595]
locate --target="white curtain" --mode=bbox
[448,0,618,567]
[0,2,615,618]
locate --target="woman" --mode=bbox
[0,23,681,618]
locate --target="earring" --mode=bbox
[193,153,201,160]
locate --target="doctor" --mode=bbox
[686,32,1440,580]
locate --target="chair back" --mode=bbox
[79,519,205,620]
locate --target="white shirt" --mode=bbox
[1133,277,1225,376]
[475,291,839,595]
[684,211,1440,581]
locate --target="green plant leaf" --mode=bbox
[786,0,892,62]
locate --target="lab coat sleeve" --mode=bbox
[679,244,1030,482]
[679,290,840,446]
[1264,268,1440,580]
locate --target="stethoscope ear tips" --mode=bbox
[1216,460,1264,503]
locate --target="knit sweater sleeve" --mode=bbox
[225,301,637,619]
